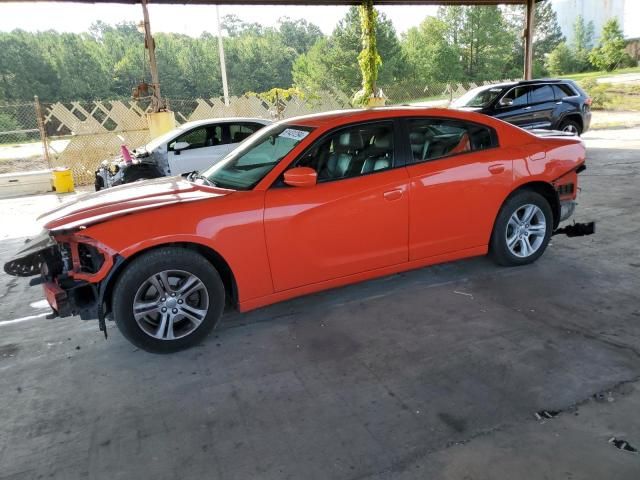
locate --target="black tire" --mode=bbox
[558,118,582,136]
[112,247,225,353]
[94,175,104,192]
[490,190,553,267]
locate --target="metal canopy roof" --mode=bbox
[1,0,537,4]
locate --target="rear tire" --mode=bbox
[113,247,225,353]
[490,190,553,267]
[559,118,581,136]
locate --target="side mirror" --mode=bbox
[499,97,514,107]
[172,141,190,154]
[284,167,317,187]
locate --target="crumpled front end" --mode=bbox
[95,149,166,191]
[4,230,116,323]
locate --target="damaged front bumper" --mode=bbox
[4,230,117,332]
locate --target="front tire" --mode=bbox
[490,190,553,266]
[112,247,225,353]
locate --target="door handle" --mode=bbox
[383,189,403,201]
[488,164,505,175]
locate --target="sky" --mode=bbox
[0,2,439,36]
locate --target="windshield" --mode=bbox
[203,123,313,190]
[452,86,505,108]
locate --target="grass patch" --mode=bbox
[561,66,640,82]
[578,79,640,110]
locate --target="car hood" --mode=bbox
[40,176,229,232]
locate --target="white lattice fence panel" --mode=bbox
[50,130,150,185]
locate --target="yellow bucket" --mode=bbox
[52,167,74,193]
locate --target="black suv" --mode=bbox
[450,79,591,135]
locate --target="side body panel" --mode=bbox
[406,147,517,260]
[263,168,410,292]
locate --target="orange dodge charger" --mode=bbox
[5,108,594,353]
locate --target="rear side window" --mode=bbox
[407,118,497,163]
[229,123,262,143]
[553,84,576,99]
[529,85,554,104]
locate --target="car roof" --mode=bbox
[471,78,570,92]
[178,117,272,130]
[280,106,498,128]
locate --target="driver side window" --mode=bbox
[169,126,208,151]
[501,86,529,107]
[295,122,394,183]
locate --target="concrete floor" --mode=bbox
[0,129,639,479]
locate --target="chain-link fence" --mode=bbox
[0,100,48,175]
[1,80,514,186]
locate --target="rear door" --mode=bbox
[402,117,514,260]
[263,120,409,292]
[525,84,556,129]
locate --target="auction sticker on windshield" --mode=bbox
[279,128,310,141]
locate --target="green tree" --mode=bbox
[224,32,297,95]
[572,15,595,72]
[221,15,265,37]
[440,5,516,80]
[589,18,630,71]
[0,31,60,101]
[402,17,463,83]
[504,0,564,76]
[293,6,404,95]
[545,41,576,75]
[277,17,322,55]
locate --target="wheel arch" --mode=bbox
[493,181,560,239]
[558,113,583,133]
[100,241,238,320]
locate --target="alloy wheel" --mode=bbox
[133,270,209,340]
[505,204,547,258]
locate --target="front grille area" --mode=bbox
[77,243,105,274]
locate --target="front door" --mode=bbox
[494,86,534,128]
[167,125,223,175]
[264,121,409,292]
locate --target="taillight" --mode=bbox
[585,97,592,106]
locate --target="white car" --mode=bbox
[95,117,271,190]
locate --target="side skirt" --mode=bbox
[238,245,488,312]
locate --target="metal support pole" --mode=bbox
[216,4,230,106]
[34,96,51,169]
[524,0,535,80]
[141,0,163,112]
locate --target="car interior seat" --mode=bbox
[233,131,252,143]
[409,132,426,161]
[448,132,470,154]
[322,131,364,179]
[361,132,393,174]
